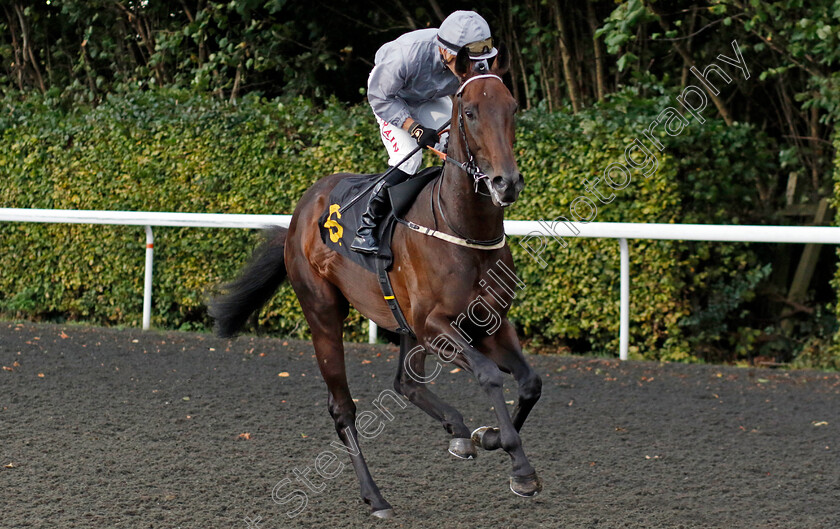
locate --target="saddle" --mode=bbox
[318,166,441,272]
[317,166,442,335]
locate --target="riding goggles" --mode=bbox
[438,36,496,59]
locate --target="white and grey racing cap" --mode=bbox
[436,11,497,60]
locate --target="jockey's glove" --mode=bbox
[408,122,439,149]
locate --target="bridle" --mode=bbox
[431,74,504,196]
[409,73,508,249]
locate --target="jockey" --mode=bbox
[351,10,498,254]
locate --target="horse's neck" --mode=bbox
[437,131,505,241]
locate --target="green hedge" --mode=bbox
[823,129,840,371]
[509,89,775,360]
[0,90,384,338]
[0,88,776,360]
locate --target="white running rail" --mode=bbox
[0,209,292,332]
[2,208,839,360]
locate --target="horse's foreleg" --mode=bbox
[472,320,542,452]
[394,335,475,459]
[421,315,541,497]
[290,272,393,518]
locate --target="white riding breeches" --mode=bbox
[374,97,452,175]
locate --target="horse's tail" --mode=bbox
[210,227,289,338]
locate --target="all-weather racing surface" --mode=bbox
[1,321,839,529]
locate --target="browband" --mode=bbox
[456,74,503,96]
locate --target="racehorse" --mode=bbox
[210,45,542,518]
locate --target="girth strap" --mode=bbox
[375,255,414,337]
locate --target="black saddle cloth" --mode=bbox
[317,166,441,274]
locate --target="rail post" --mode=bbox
[619,237,629,361]
[143,225,154,330]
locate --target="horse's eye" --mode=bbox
[465,109,475,119]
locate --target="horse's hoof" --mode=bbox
[470,426,501,451]
[371,508,395,519]
[510,472,542,497]
[448,437,477,459]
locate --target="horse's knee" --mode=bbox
[520,371,542,402]
[476,369,505,392]
[328,396,357,431]
[394,374,419,401]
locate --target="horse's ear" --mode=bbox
[454,47,472,80]
[491,42,510,77]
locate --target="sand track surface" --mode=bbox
[2,322,839,528]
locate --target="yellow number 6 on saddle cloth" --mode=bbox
[323,203,344,244]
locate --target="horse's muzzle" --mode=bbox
[490,172,524,207]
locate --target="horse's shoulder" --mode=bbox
[399,175,438,225]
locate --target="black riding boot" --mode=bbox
[351,169,410,254]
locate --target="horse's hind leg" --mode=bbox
[290,274,394,518]
[394,335,475,459]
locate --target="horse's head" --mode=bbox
[453,44,523,207]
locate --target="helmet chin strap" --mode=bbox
[439,47,455,70]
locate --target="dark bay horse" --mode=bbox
[210,46,542,518]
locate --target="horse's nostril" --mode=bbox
[514,173,525,191]
[492,176,508,190]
